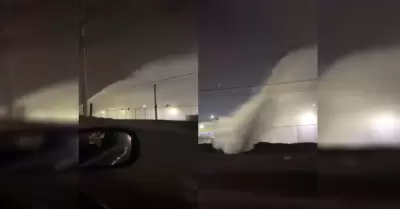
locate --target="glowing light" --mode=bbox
[300,112,317,125]
[100,110,105,115]
[199,124,205,129]
[210,115,215,119]
[372,114,397,129]
[142,104,147,108]
[166,107,179,116]
[369,113,398,144]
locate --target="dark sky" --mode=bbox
[0,0,196,106]
[199,0,317,120]
[199,0,400,120]
[84,0,196,97]
[0,0,79,106]
[319,0,400,71]
[2,0,400,120]
[199,0,317,89]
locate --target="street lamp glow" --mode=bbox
[210,115,215,119]
[369,113,398,143]
[372,114,397,129]
[300,112,317,125]
[166,107,179,117]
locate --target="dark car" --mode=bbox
[0,119,197,209]
[0,120,140,209]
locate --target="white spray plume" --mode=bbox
[212,46,317,154]
[319,46,400,148]
[89,53,198,108]
[212,44,400,153]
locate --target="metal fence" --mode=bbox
[261,124,317,144]
[93,105,198,121]
[198,123,317,144]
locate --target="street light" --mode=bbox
[210,115,215,120]
[299,112,317,125]
[166,107,179,117]
[371,113,397,132]
[100,110,106,118]
[120,108,126,119]
[141,105,147,119]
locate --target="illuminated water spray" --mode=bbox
[212,46,318,154]
[212,45,400,154]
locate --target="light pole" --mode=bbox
[1,12,16,118]
[154,84,158,120]
[134,108,139,119]
[142,104,147,119]
[79,1,89,116]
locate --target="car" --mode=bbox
[0,119,195,209]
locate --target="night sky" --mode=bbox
[319,0,400,71]
[2,0,400,120]
[199,0,317,120]
[199,0,400,120]
[0,0,196,106]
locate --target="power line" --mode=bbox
[91,72,197,97]
[125,72,197,89]
[199,78,318,92]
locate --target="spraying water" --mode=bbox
[212,46,318,154]
[319,46,400,148]
[89,54,198,119]
[212,45,400,154]
[0,79,79,122]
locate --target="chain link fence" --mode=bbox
[198,122,317,144]
[93,105,198,121]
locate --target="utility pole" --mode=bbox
[154,84,158,120]
[134,108,137,119]
[2,15,16,118]
[89,103,93,116]
[79,1,88,116]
